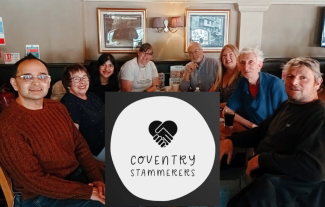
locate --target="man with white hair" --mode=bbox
[179,42,218,92]
[221,57,325,206]
[224,47,287,128]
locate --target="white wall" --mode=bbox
[0,1,325,63]
[0,0,84,63]
[262,4,325,58]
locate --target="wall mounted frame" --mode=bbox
[97,8,147,53]
[185,9,230,52]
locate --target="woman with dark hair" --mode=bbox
[61,63,105,162]
[88,53,119,103]
[119,43,159,92]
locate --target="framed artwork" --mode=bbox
[185,9,230,52]
[321,7,325,47]
[97,8,147,53]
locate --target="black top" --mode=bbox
[215,74,242,103]
[61,92,105,156]
[88,75,119,103]
[229,100,325,182]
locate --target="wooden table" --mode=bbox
[220,114,254,165]
[220,118,246,140]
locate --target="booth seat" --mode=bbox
[1,57,325,98]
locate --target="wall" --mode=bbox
[83,2,238,61]
[0,0,84,63]
[262,4,325,58]
[0,1,325,63]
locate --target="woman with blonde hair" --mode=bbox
[210,44,241,108]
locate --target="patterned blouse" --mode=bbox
[215,74,242,103]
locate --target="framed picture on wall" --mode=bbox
[321,7,325,47]
[97,8,147,53]
[185,9,230,52]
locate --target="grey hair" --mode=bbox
[238,47,264,63]
[187,42,202,50]
[283,57,323,81]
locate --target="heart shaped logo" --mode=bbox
[148,120,177,148]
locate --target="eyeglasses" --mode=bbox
[16,75,51,82]
[70,75,89,83]
[142,51,153,56]
[188,49,201,56]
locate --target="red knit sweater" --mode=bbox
[0,99,104,200]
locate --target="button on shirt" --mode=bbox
[179,56,218,92]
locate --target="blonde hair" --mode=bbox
[283,57,323,82]
[211,44,240,91]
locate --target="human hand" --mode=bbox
[220,139,234,165]
[185,62,198,73]
[242,119,258,129]
[90,186,105,204]
[89,181,105,199]
[248,122,258,129]
[222,106,231,118]
[246,155,260,179]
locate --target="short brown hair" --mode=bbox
[62,63,89,92]
[139,43,153,53]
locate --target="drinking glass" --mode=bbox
[224,108,235,128]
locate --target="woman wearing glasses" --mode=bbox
[60,64,105,162]
[88,53,119,103]
[119,43,159,92]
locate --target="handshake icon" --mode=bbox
[149,120,178,148]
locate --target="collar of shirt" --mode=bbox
[136,57,146,69]
[244,72,265,100]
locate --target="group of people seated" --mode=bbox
[0,39,325,207]
[220,56,325,207]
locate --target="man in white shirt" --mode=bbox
[119,43,159,92]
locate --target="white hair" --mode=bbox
[239,47,264,63]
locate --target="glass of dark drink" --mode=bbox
[224,108,235,128]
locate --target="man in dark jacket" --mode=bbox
[220,57,325,207]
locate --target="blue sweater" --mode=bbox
[226,72,288,125]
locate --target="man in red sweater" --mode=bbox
[0,54,105,207]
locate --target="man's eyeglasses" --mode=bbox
[70,75,89,83]
[16,75,51,82]
[188,49,201,56]
[142,51,153,56]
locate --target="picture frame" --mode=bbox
[185,9,230,52]
[321,7,325,47]
[97,8,147,53]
